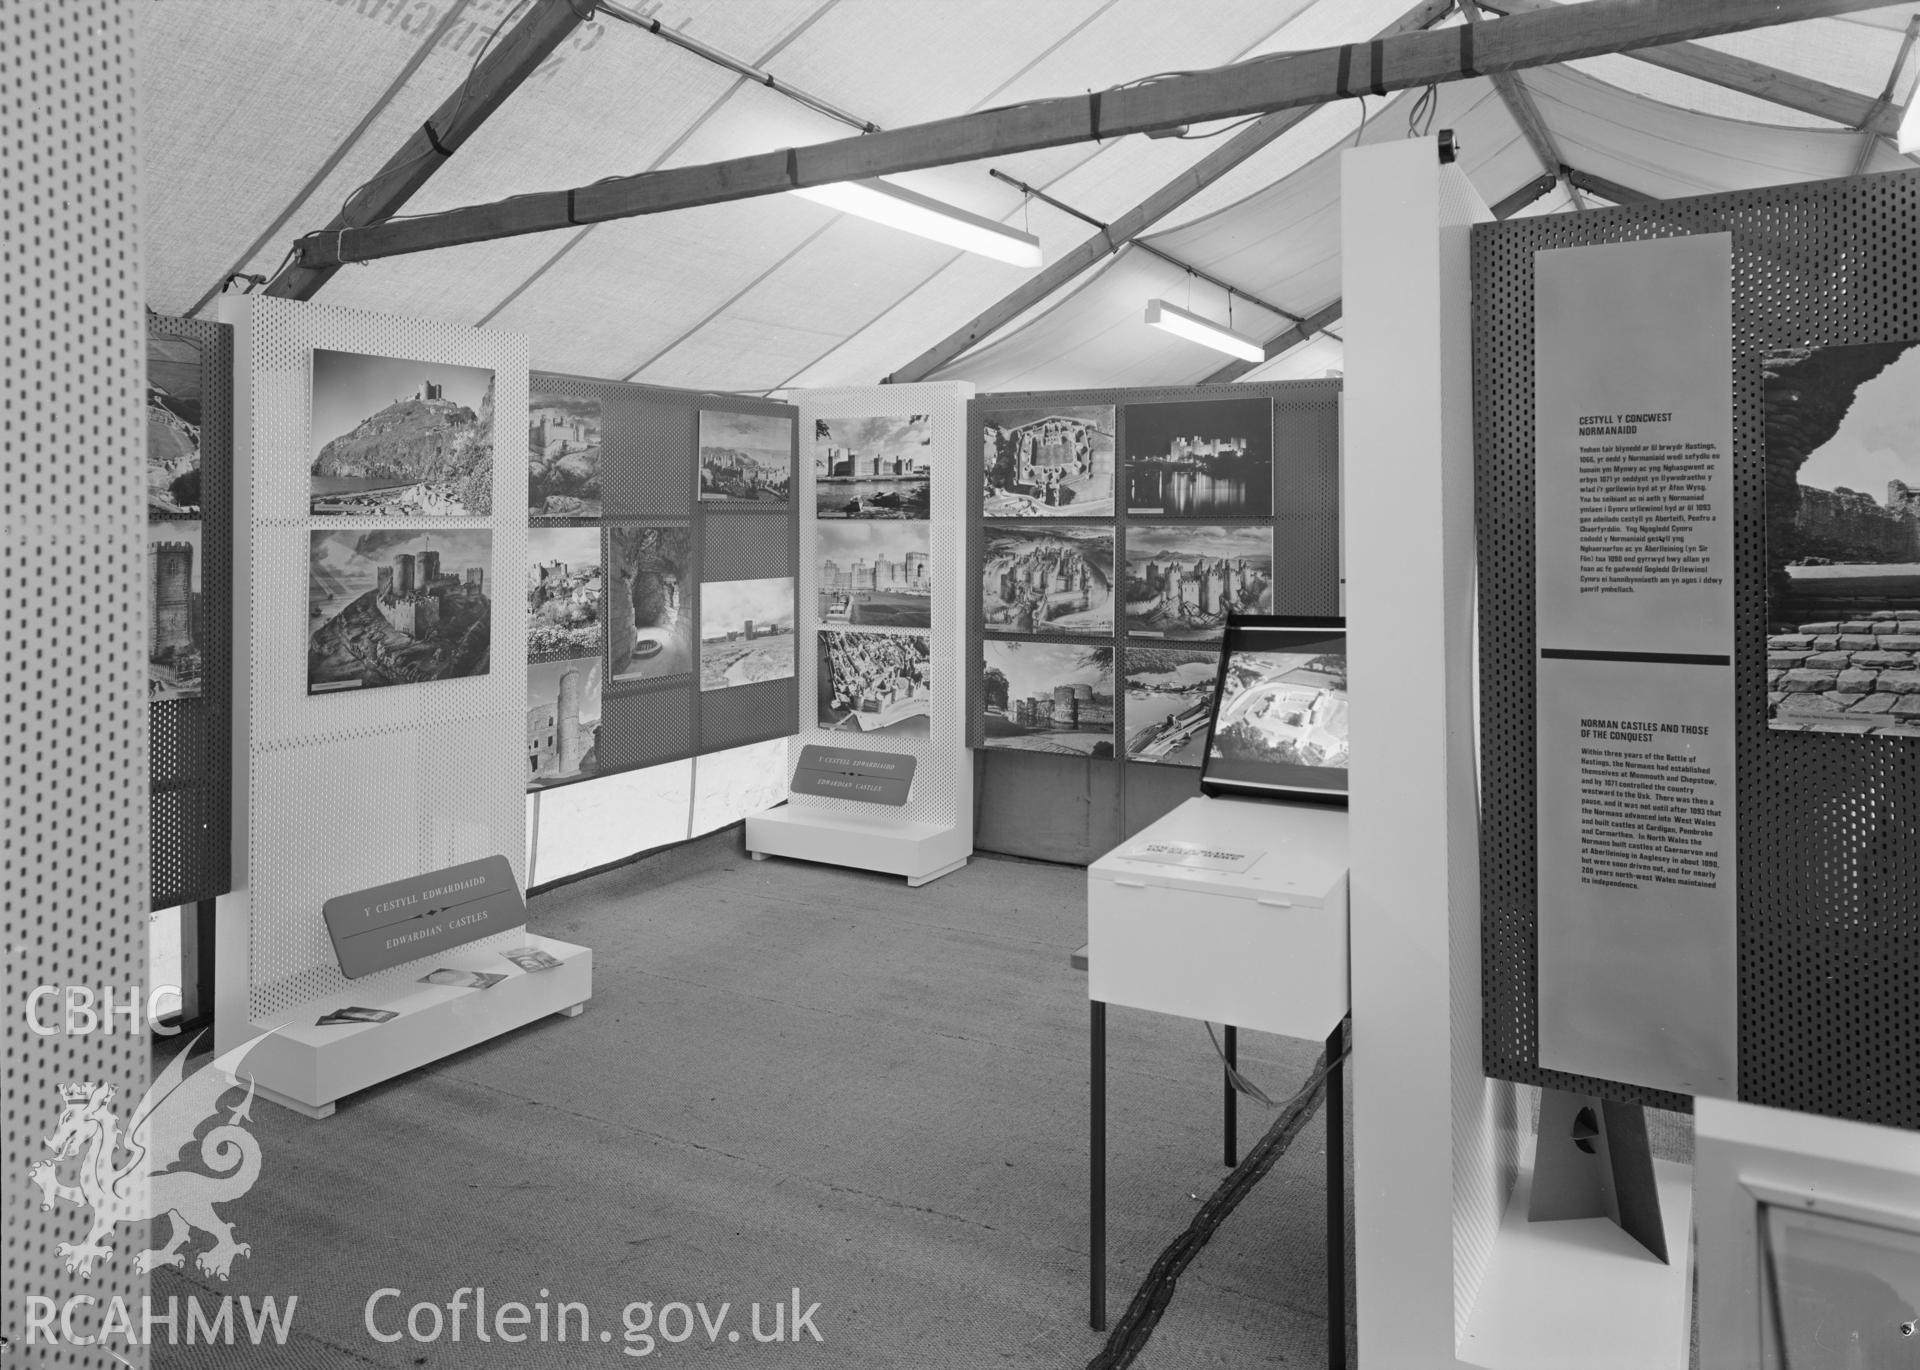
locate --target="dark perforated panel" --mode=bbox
[700,676,800,752]
[605,392,695,518]
[702,512,791,582]
[1474,168,1920,1128]
[599,686,694,771]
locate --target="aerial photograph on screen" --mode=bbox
[1764,340,1920,735]
[819,629,931,736]
[308,529,492,694]
[527,390,601,518]
[815,414,932,519]
[147,520,204,700]
[1209,647,1348,771]
[816,521,931,628]
[526,656,601,791]
[310,348,495,516]
[980,641,1113,756]
[607,525,691,682]
[147,336,203,516]
[701,576,795,691]
[1764,1203,1920,1370]
[1122,524,1273,640]
[982,525,1113,636]
[527,524,602,662]
[981,404,1115,517]
[1123,645,1218,767]
[701,410,793,502]
[1124,396,1272,517]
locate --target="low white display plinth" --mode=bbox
[746,805,970,887]
[243,933,592,1118]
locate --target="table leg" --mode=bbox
[1223,1024,1238,1168]
[1326,1020,1347,1370]
[1090,999,1107,1331]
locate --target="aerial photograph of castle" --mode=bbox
[147,521,205,699]
[1123,645,1219,767]
[526,524,603,662]
[526,657,601,791]
[1123,397,1273,517]
[700,577,795,692]
[816,521,931,628]
[981,404,1115,517]
[309,347,495,516]
[1122,525,1274,640]
[1764,341,1920,736]
[700,410,793,502]
[982,525,1113,636]
[147,336,202,516]
[607,525,691,683]
[980,641,1114,756]
[308,528,493,694]
[528,390,602,518]
[814,413,933,519]
[819,629,931,736]
[1210,648,1349,772]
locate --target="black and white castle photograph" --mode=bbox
[526,525,603,663]
[1122,525,1274,639]
[817,521,931,628]
[815,413,933,519]
[1764,341,1920,735]
[147,336,202,516]
[700,410,793,502]
[309,348,496,516]
[982,525,1114,636]
[606,525,692,683]
[701,576,795,691]
[1123,645,1219,767]
[147,519,204,700]
[1124,397,1273,517]
[819,629,932,736]
[979,641,1114,756]
[981,404,1115,517]
[1210,648,1349,771]
[528,390,602,518]
[526,656,601,792]
[308,529,493,694]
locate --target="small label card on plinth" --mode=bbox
[1121,840,1263,874]
[323,855,525,979]
[791,745,917,806]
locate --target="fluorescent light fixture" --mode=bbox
[1900,92,1919,154]
[1144,298,1265,364]
[792,178,1042,267]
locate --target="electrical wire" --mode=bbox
[1406,82,1439,138]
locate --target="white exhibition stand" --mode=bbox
[748,805,971,888]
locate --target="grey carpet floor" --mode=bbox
[152,830,1348,1368]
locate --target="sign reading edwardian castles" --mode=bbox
[790,745,916,806]
[322,855,524,978]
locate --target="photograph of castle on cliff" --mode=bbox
[982,404,1114,517]
[1122,525,1273,640]
[528,390,601,518]
[980,642,1114,756]
[1124,397,1272,517]
[701,578,795,692]
[309,348,495,516]
[817,522,931,628]
[700,410,793,502]
[1766,341,1920,735]
[982,525,1113,636]
[526,657,601,792]
[527,525,602,663]
[147,520,204,699]
[815,414,932,519]
[1124,646,1219,767]
[820,629,932,736]
[148,336,202,516]
[606,526,692,683]
[308,530,492,695]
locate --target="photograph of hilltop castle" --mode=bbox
[527,525,602,663]
[815,414,933,519]
[1124,397,1273,517]
[607,525,691,683]
[1766,341,1920,736]
[701,577,795,692]
[981,404,1115,517]
[309,348,495,516]
[982,525,1113,636]
[701,410,792,502]
[147,520,205,699]
[980,642,1114,756]
[820,629,932,736]
[817,521,931,628]
[148,336,202,516]
[528,390,601,518]
[1122,525,1274,640]
[527,657,601,792]
[308,529,492,694]
[1124,646,1219,767]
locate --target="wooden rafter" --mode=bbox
[1459,0,1586,207]
[1849,14,1920,175]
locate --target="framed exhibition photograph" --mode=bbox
[981,403,1115,517]
[1122,396,1273,518]
[1122,645,1218,767]
[700,409,793,503]
[981,524,1114,636]
[307,528,494,694]
[309,347,496,516]
[527,523,603,664]
[816,521,931,628]
[1121,524,1273,640]
[606,525,692,683]
[699,576,795,691]
[819,628,931,736]
[814,413,932,519]
[979,641,1114,756]
[528,389,602,518]
[1198,615,1348,803]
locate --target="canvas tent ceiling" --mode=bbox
[139,0,1920,393]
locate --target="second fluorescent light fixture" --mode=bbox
[792,178,1042,267]
[1144,298,1265,364]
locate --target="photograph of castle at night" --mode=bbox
[700,577,795,692]
[816,521,931,628]
[308,529,492,694]
[1124,646,1219,767]
[528,390,601,518]
[148,336,202,516]
[981,404,1115,517]
[309,348,496,517]
[700,410,793,502]
[148,521,205,699]
[980,641,1114,756]
[1122,525,1274,640]
[819,629,931,736]
[1123,397,1273,517]
[815,414,933,519]
[527,656,601,792]
[1764,341,1920,736]
[982,525,1113,636]
[607,525,692,683]
[527,525,602,663]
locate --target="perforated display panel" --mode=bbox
[3,1,152,1359]
[1474,168,1920,1128]
[603,393,695,518]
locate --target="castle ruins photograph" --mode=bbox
[1121,524,1274,640]
[700,576,795,692]
[528,389,602,519]
[310,347,496,517]
[307,528,493,694]
[819,628,932,736]
[526,656,601,791]
[814,413,932,519]
[981,525,1113,636]
[700,410,793,502]
[979,641,1114,756]
[981,404,1115,517]
[147,335,202,516]
[606,525,691,684]
[526,524,603,664]
[817,520,931,629]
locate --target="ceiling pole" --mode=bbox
[287,0,1891,274]
[262,0,592,301]
[1849,14,1920,175]
[1458,0,1586,208]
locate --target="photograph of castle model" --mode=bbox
[309,348,495,516]
[526,656,601,791]
[528,390,601,518]
[817,522,931,628]
[527,525,603,663]
[1764,341,1920,736]
[1122,525,1274,639]
[980,642,1115,756]
[701,577,795,692]
[982,525,1114,636]
[1124,397,1273,517]
[981,404,1115,517]
[820,629,932,736]
[815,413,932,519]
[606,525,692,683]
[307,529,493,694]
[148,336,202,516]
[147,521,205,699]
[1124,645,1220,767]
[1210,649,1349,772]
[700,410,793,502]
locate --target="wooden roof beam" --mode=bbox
[1849,14,1920,175]
[1459,0,1587,207]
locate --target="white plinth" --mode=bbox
[243,933,591,1117]
[1087,796,1348,1040]
[747,805,971,886]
